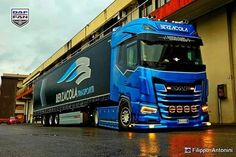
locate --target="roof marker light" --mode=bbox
[143,24,156,31]
[182,19,189,24]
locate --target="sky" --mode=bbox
[0,0,114,80]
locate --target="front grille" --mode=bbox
[154,79,203,120]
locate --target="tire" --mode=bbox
[54,114,59,126]
[42,115,48,126]
[118,98,132,130]
[48,115,54,126]
[94,110,99,127]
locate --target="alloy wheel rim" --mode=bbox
[54,115,58,125]
[42,116,46,125]
[121,107,131,126]
[49,116,53,125]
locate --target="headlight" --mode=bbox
[141,106,157,114]
[202,105,208,112]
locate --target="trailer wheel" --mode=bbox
[49,115,54,126]
[42,115,48,126]
[94,110,99,127]
[54,114,59,126]
[118,98,131,130]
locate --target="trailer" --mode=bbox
[33,18,210,129]
[33,34,111,126]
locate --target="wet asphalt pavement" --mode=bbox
[0,124,235,157]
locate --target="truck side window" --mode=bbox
[117,41,138,73]
[126,42,138,70]
[117,45,127,72]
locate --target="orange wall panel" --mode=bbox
[151,0,193,19]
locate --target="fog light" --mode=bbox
[149,125,155,128]
[206,122,211,126]
[190,87,195,91]
[141,106,157,114]
[202,105,208,112]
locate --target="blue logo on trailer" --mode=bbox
[57,57,91,85]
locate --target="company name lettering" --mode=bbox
[56,86,94,103]
[160,24,188,33]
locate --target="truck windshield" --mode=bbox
[140,40,204,71]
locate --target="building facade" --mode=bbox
[18,0,236,124]
[0,73,28,122]
[150,0,236,123]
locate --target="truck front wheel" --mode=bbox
[118,99,131,130]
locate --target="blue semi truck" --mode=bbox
[33,18,210,129]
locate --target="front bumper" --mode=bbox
[131,102,210,129]
[129,121,211,129]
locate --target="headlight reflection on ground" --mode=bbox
[168,130,214,156]
[126,129,215,157]
[138,133,160,157]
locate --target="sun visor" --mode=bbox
[137,33,203,46]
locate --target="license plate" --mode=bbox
[178,119,189,124]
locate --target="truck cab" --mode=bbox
[109,18,210,129]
